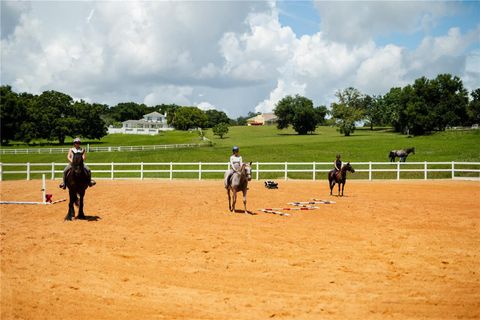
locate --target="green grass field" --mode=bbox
[2,126,479,180]
[1,126,479,164]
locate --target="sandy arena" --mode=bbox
[1,179,479,319]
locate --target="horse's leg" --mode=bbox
[329,179,334,195]
[227,188,232,211]
[242,189,247,213]
[337,181,341,196]
[65,190,75,221]
[77,189,86,219]
[341,180,345,196]
[232,190,237,212]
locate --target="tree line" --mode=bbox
[275,74,479,136]
[0,86,234,144]
[1,73,478,143]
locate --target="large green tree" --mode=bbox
[362,95,389,130]
[31,90,75,144]
[205,109,231,128]
[108,102,149,123]
[0,86,25,144]
[467,88,480,125]
[74,101,108,140]
[274,95,320,135]
[171,106,208,130]
[331,87,365,136]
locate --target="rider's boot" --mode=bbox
[59,173,67,189]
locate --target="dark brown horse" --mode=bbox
[64,153,89,221]
[328,162,355,196]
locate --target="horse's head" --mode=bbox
[71,152,84,174]
[242,162,252,181]
[344,162,355,173]
[410,147,416,154]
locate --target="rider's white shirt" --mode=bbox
[71,147,84,154]
[230,155,243,170]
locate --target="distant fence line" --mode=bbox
[1,161,479,181]
[0,142,209,155]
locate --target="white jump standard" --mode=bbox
[0,174,66,205]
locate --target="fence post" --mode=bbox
[284,162,288,180]
[256,162,259,180]
[424,161,428,180]
[87,144,90,152]
[451,161,455,179]
[396,162,400,180]
[111,162,114,180]
[199,162,202,180]
[26,162,31,180]
[51,162,55,180]
[369,161,372,181]
[0,162,2,181]
[140,162,144,180]
[312,162,316,181]
[170,162,173,180]
[42,174,46,204]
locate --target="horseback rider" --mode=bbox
[334,154,342,177]
[59,137,96,189]
[225,146,243,189]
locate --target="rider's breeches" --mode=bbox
[225,169,235,188]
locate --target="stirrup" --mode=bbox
[89,180,96,187]
[59,183,66,189]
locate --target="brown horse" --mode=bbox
[328,162,355,196]
[64,153,89,221]
[225,162,252,213]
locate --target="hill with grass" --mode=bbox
[1,126,479,164]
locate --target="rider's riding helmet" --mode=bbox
[336,153,341,159]
[232,146,239,153]
[74,137,81,144]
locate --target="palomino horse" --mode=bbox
[389,147,415,162]
[64,153,89,221]
[225,162,252,213]
[328,162,355,196]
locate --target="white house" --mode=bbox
[108,111,173,135]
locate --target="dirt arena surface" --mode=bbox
[1,179,479,319]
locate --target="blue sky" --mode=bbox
[1,1,479,117]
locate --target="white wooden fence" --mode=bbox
[1,161,479,181]
[0,143,208,155]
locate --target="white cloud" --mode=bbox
[1,1,478,118]
[143,86,193,106]
[314,1,452,45]
[255,79,306,113]
[197,102,216,111]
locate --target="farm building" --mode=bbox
[246,113,278,126]
[108,112,173,135]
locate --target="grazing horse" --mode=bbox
[64,153,89,221]
[328,162,355,196]
[225,162,252,213]
[389,147,415,162]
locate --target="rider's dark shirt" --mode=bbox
[335,160,342,171]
